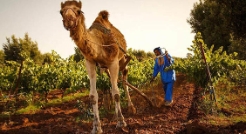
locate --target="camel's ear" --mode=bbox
[77,1,82,9]
[61,2,64,9]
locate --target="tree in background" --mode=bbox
[188,0,246,60]
[42,53,53,64]
[188,0,231,51]
[42,50,62,65]
[72,47,84,62]
[146,51,155,59]
[127,48,154,62]
[3,36,23,62]
[216,0,246,39]
[2,33,43,63]
[229,37,246,60]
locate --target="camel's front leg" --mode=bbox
[85,60,103,134]
[109,61,127,128]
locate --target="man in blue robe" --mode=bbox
[151,47,176,106]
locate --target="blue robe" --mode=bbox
[152,50,176,102]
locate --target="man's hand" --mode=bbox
[165,51,171,63]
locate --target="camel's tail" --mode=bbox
[98,10,109,20]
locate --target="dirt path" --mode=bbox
[0,74,245,134]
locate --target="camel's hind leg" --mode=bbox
[85,60,103,134]
[122,68,136,114]
[109,60,127,128]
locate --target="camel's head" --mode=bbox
[60,0,83,31]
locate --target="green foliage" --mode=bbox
[0,49,155,101]
[173,32,245,89]
[173,32,246,114]
[0,61,19,91]
[56,58,89,92]
[96,70,111,91]
[0,50,4,66]
[20,58,40,93]
[0,50,90,97]
[128,58,154,86]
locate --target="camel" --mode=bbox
[60,1,136,133]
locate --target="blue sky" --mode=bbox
[0,0,198,58]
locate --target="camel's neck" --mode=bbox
[69,16,96,60]
[70,16,87,43]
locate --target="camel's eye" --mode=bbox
[77,10,81,15]
[60,10,63,15]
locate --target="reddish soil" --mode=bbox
[0,74,246,134]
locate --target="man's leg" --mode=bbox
[165,81,174,106]
[163,83,167,95]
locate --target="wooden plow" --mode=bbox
[122,80,156,107]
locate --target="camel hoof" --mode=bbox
[91,127,103,134]
[116,120,127,128]
[128,105,136,114]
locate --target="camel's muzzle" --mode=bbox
[62,17,77,31]
[61,8,79,31]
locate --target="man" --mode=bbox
[150,47,176,106]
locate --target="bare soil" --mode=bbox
[0,74,246,134]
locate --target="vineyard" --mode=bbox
[0,34,246,133]
[0,49,154,102]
